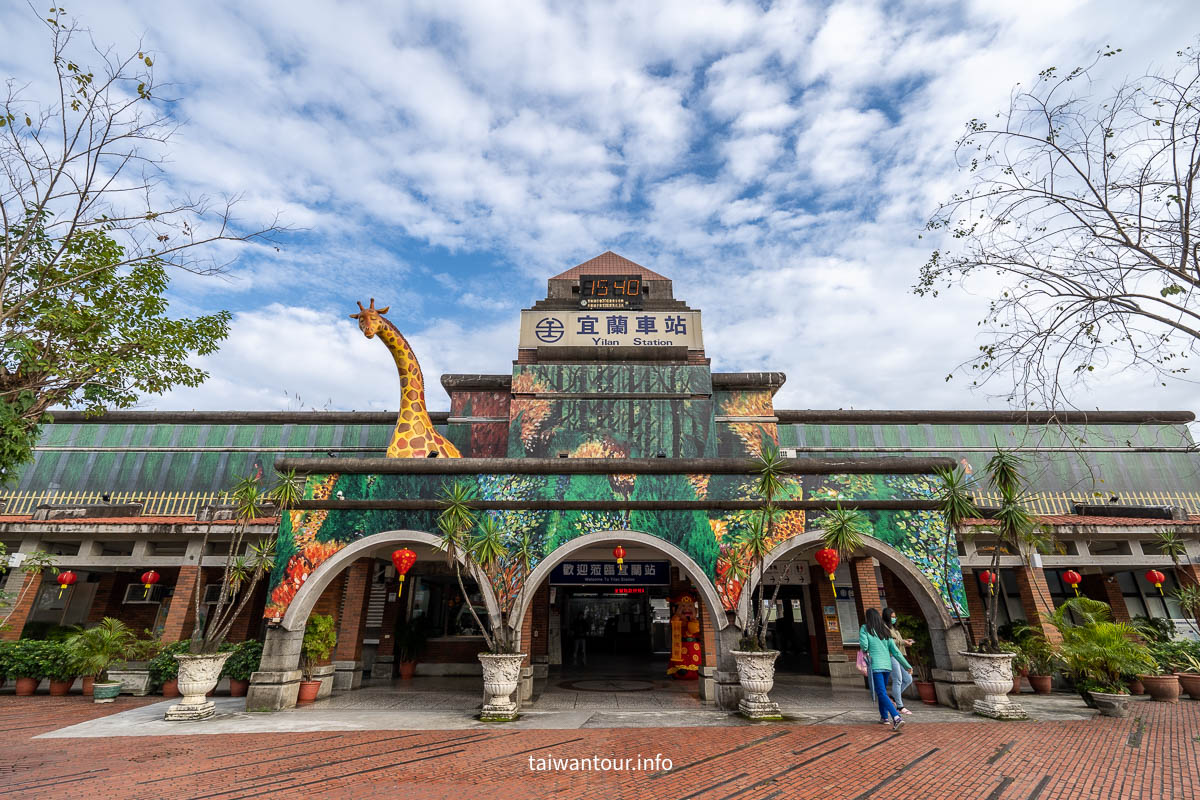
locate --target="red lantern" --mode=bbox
[815,548,840,588]
[391,548,417,597]
[1145,569,1166,595]
[613,544,626,568]
[979,570,999,595]
[54,571,76,599]
[1062,570,1082,597]
[140,569,160,599]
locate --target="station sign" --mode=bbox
[549,560,672,585]
[519,310,703,350]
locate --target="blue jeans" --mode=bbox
[871,669,900,721]
[890,657,913,709]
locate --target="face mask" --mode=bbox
[890,618,897,624]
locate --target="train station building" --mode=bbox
[3,252,1199,711]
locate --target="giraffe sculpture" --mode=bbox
[351,298,461,459]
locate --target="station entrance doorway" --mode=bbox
[550,558,676,679]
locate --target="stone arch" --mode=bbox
[735,532,965,672]
[512,530,729,650]
[280,529,502,632]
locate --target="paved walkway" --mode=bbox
[2,693,1197,799]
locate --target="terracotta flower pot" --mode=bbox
[1176,673,1200,701]
[1128,678,1145,696]
[49,679,73,696]
[296,680,321,704]
[162,679,180,698]
[399,661,417,680]
[82,676,94,697]
[915,680,938,705]
[228,678,249,697]
[15,677,40,696]
[1028,674,1052,694]
[1010,675,1022,694]
[1139,674,1181,704]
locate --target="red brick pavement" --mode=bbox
[0,695,1198,799]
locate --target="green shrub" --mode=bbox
[1149,639,1200,674]
[301,614,337,679]
[222,640,263,682]
[0,641,12,679]
[1050,597,1155,693]
[894,613,933,681]
[42,641,78,681]
[8,640,52,679]
[19,622,77,642]
[148,641,193,687]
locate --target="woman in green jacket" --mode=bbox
[859,608,911,730]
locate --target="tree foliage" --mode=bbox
[0,8,280,483]
[917,45,1200,407]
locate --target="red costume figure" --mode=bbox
[667,593,702,679]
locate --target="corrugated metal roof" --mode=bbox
[778,421,1200,494]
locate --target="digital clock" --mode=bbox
[579,274,645,309]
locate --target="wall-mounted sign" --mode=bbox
[549,560,671,585]
[519,311,703,350]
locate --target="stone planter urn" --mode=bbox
[165,653,232,721]
[960,651,1027,719]
[1090,690,1132,718]
[478,653,526,722]
[731,650,782,720]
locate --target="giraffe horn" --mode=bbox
[368,298,376,310]
[350,300,366,320]
[377,305,389,314]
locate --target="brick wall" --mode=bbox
[850,558,882,623]
[0,571,42,641]
[530,583,549,660]
[810,564,842,673]
[334,560,372,662]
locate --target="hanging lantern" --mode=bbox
[613,544,626,572]
[815,548,840,590]
[140,569,160,599]
[1062,570,1082,597]
[54,571,77,599]
[392,548,417,597]
[979,570,999,595]
[1145,569,1166,595]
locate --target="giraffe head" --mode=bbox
[349,298,390,338]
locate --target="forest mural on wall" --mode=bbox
[264,365,968,620]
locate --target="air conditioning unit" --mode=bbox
[122,583,165,604]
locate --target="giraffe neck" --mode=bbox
[378,318,427,415]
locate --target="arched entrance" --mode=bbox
[248,530,501,711]
[734,533,969,705]
[513,531,728,705]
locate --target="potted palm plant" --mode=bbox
[438,483,538,722]
[395,617,428,680]
[66,618,137,703]
[1050,597,1155,717]
[724,446,803,720]
[222,640,263,697]
[941,449,1038,719]
[297,614,336,704]
[168,469,298,721]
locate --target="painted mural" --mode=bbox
[264,306,968,621]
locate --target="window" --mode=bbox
[410,576,487,637]
[1116,570,1183,619]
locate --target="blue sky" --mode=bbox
[3,0,1200,413]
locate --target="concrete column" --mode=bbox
[333,560,371,691]
[0,570,43,642]
[247,626,304,711]
[161,565,200,643]
[1011,565,1061,645]
[714,620,743,711]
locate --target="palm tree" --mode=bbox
[437,482,537,655]
[736,445,787,650]
[933,465,979,648]
[66,617,136,681]
[189,469,300,654]
[1156,530,1200,637]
